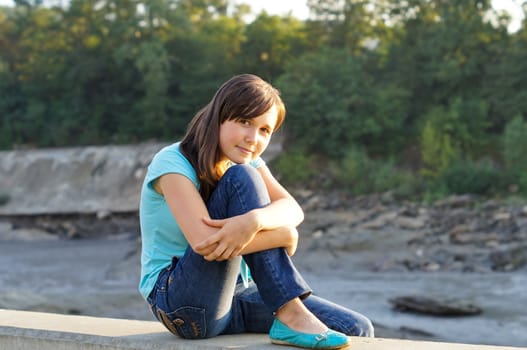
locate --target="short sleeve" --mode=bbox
[145,143,199,191]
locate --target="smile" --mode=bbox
[237,146,253,155]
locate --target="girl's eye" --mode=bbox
[261,127,271,134]
[239,119,250,126]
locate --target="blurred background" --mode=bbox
[1,0,527,348]
[1,0,527,199]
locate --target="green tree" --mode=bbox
[238,13,309,80]
[306,0,395,53]
[503,116,527,177]
[278,47,410,158]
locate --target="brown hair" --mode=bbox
[180,74,286,201]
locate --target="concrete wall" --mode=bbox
[0,139,284,216]
[0,143,168,215]
[0,309,524,350]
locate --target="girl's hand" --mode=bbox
[194,213,259,261]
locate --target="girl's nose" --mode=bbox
[245,129,258,144]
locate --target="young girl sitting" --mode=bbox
[139,74,374,349]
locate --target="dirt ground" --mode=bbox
[0,231,525,347]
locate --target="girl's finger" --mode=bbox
[194,242,217,256]
[218,247,234,261]
[202,217,225,227]
[206,243,227,261]
[195,234,221,250]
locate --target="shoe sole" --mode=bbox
[270,338,351,349]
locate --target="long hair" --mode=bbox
[180,74,286,201]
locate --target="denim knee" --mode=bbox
[336,313,374,337]
[209,164,270,219]
[222,164,264,189]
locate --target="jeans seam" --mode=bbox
[322,312,358,335]
[262,252,291,311]
[230,175,249,214]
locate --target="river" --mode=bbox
[0,236,526,348]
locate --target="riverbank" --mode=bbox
[1,192,526,347]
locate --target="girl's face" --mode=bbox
[218,104,278,164]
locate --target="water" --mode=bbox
[303,270,527,347]
[0,237,526,347]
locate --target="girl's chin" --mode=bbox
[230,159,251,165]
[224,151,258,164]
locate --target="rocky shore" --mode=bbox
[294,191,527,274]
[3,192,526,274]
[1,192,527,346]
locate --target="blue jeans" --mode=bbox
[147,164,374,339]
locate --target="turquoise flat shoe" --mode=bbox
[269,319,350,349]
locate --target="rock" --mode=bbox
[395,216,426,230]
[97,210,112,220]
[361,211,397,230]
[481,200,500,211]
[449,231,499,245]
[302,194,322,211]
[447,224,470,238]
[490,247,527,271]
[434,195,475,208]
[312,230,324,239]
[389,295,482,316]
[0,227,59,241]
[493,212,512,221]
[423,262,441,271]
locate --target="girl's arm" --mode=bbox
[195,164,304,260]
[253,164,304,230]
[158,171,298,259]
[196,221,299,258]
[240,226,299,257]
[156,173,220,249]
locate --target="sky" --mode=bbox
[233,0,524,32]
[0,0,524,32]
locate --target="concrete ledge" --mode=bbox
[0,309,523,350]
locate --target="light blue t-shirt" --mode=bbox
[138,142,264,300]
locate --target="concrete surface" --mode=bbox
[0,140,283,215]
[0,143,167,215]
[1,309,525,350]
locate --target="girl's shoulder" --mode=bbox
[152,142,187,165]
[147,142,199,186]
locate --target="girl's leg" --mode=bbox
[151,164,309,339]
[212,165,374,339]
[209,165,342,337]
[151,248,241,338]
[223,282,374,337]
[207,165,313,313]
[303,295,374,337]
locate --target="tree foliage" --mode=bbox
[1,0,526,196]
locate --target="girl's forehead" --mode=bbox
[255,104,279,127]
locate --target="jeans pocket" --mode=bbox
[157,306,207,339]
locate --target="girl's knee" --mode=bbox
[221,164,268,201]
[223,164,260,181]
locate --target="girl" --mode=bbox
[139,74,374,349]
